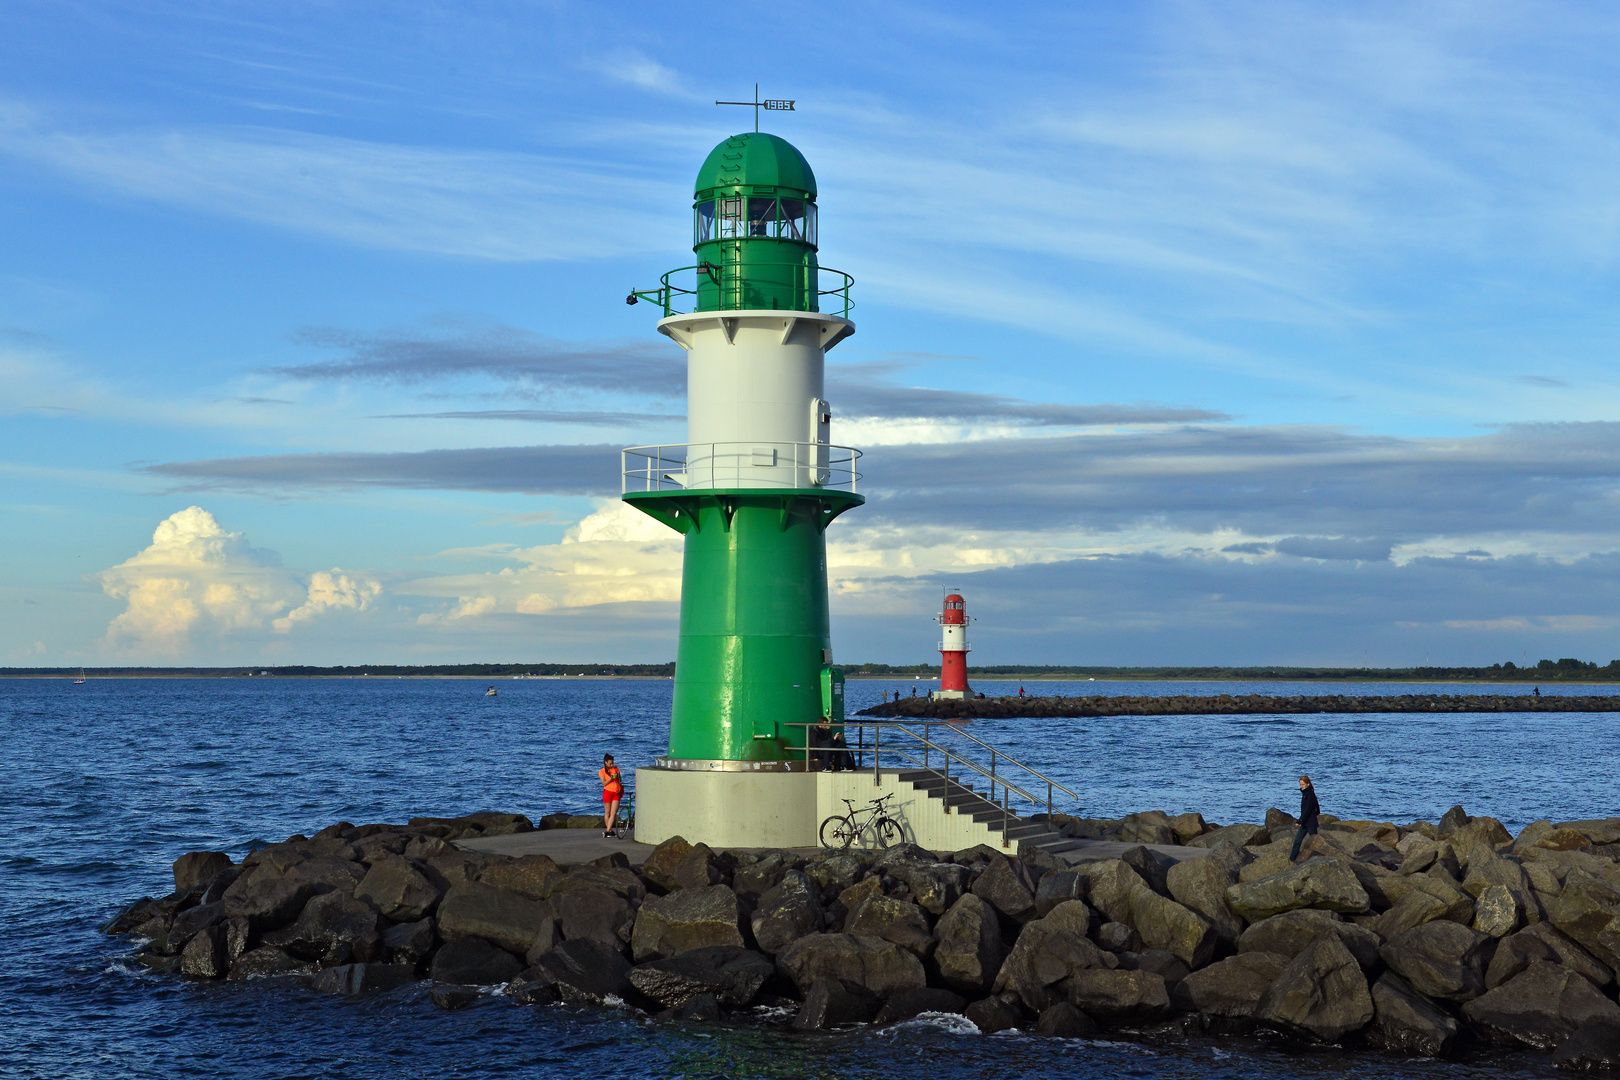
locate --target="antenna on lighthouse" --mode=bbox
[715,84,796,132]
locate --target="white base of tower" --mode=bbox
[633,767,1005,851]
[931,689,968,700]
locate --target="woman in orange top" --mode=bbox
[599,753,624,838]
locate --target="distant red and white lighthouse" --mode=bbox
[935,591,971,699]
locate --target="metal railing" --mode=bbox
[787,720,1079,847]
[628,263,855,318]
[622,442,861,493]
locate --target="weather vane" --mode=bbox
[715,84,795,132]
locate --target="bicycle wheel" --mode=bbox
[871,816,902,849]
[819,814,852,849]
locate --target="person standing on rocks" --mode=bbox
[599,753,624,838]
[1289,774,1320,861]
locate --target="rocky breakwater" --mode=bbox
[105,807,1620,1068]
[862,693,1620,719]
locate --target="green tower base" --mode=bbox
[624,487,861,763]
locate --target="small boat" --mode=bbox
[485,686,497,697]
[73,669,86,685]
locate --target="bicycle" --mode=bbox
[819,793,903,850]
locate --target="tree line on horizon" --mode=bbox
[5,658,1619,680]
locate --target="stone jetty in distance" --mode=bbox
[862,692,1620,719]
[104,805,1620,1069]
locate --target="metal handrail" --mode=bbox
[628,263,855,318]
[786,719,1077,847]
[622,442,862,494]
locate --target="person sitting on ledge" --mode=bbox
[828,724,853,771]
[809,718,832,770]
[1289,774,1320,862]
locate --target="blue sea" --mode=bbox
[2,676,1615,1079]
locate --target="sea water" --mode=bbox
[2,676,1613,1079]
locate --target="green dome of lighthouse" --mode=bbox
[695,132,816,199]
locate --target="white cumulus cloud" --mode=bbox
[96,507,380,655]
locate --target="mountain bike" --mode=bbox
[819,793,902,850]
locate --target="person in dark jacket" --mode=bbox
[1289,775,1320,861]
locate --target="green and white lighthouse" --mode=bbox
[624,131,863,845]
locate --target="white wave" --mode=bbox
[891,1012,981,1036]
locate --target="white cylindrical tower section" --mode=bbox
[659,310,853,489]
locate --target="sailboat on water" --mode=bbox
[73,669,86,685]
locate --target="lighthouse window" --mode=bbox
[717,197,744,239]
[747,197,778,237]
[778,199,806,241]
[695,201,715,243]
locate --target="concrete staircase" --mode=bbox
[894,768,1082,860]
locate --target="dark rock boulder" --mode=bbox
[311,962,416,995]
[1551,1020,1620,1070]
[168,901,227,952]
[382,918,436,967]
[1166,856,1242,948]
[933,893,1006,996]
[791,980,879,1029]
[964,994,1023,1033]
[1063,968,1170,1024]
[261,890,381,963]
[355,855,443,921]
[971,856,1038,922]
[221,875,315,928]
[1367,972,1458,1057]
[436,881,557,957]
[1075,860,1149,925]
[429,983,482,1010]
[1119,846,1176,897]
[430,936,523,986]
[477,854,560,901]
[1548,872,1620,973]
[1381,920,1495,1002]
[174,852,233,895]
[750,871,823,956]
[1438,805,1472,837]
[179,924,228,978]
[776,933,927,999]
[506,967,562,1006]
[1034,1001,1100,1037]
[285,856,367,896]
[1227,859,1370,922]
[994,918,1114,1013]
[1115,948,1190,985]
[805,854,865,896]
[731,852,795,902]
[1238,909,1380,970]
[555,864,646,903]
[628,945,773,1008]
[1033,869,1083,918]
[874,987,967,1025]
[1522,922,1615,989]
[846,894,931,956]
[532,938,634,1004]
[226,946,313,981]
[1254,934,1374,1043]
[1170,952,1289,1020]
[549,883,633,951]
[1373,889,1450,940]
[631,884,744,962]
[642,836,724,892]
[1462,962,1620,1049]
[1097,921,1142,953]
[1126,887,1216,969]
[890,862,970,916]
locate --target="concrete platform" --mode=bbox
[456,829,1205,868]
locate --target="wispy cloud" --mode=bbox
[0,100,685,261]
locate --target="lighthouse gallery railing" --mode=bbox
[623,442,862,494]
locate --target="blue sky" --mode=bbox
[5,1,1620,667]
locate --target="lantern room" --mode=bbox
[692,132,821,313]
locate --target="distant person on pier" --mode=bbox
[1019,686,1025,697]
[881,690,888,703]
[599,754,624,838]
[1289,775,1320,862]
[1534,686,1541,697]
[911,686,917,697]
